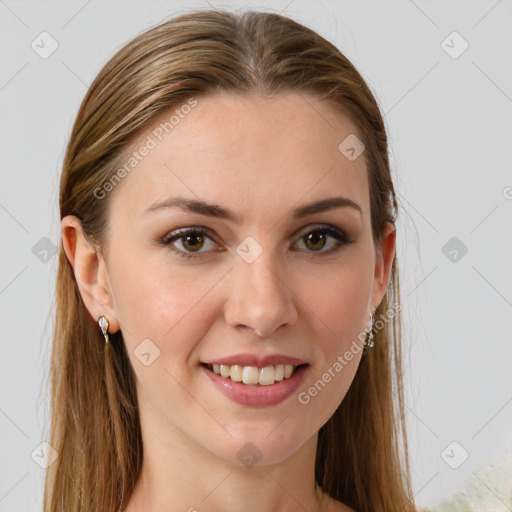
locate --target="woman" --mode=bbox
[45,9,415,512]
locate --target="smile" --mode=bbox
[201,363,309,407]
[205,363,299,386]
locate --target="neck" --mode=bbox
[125,405,328,512]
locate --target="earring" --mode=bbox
[98,316,110,344]
[364,309,376,350]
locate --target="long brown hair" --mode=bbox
[45,9,415,512]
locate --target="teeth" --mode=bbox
[230,365,242,382]
[259,366,275,386]
[220,364,230,378]
[210,363,298,386]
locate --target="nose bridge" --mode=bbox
[223,244,298,336]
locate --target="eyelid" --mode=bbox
[159,226,218,244]
[291,223,349,240]
[158,223,354,258]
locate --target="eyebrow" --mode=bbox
[144,195,362,222]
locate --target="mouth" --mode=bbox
[200,362,310,407]
[201,363,308,387]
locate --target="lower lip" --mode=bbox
[201,364,309,407]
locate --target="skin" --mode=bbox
[62,91,395,512]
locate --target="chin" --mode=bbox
[205,427,312,468]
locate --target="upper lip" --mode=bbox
[202,353,308,367]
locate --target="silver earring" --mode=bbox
[98,316,110,344]
[364,310,376,350]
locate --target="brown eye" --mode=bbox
[304,232,327,251]
[160,227,218,259]
[293,226,353,256]
[159,224,353,261]
[181,233,205,252]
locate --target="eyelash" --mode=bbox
[158,225,354,260]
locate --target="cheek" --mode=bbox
[295,251,373,404]
[109,252,230,350]
[293,268,370,431]
[302,255,373,338]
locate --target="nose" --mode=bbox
[223,252,298,338]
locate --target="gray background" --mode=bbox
[1,0,511,510]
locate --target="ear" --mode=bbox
[371,221,396,310]
[61,215,120,333]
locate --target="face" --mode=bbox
[66,91,395,466]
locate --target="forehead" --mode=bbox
[108,92,369,223]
